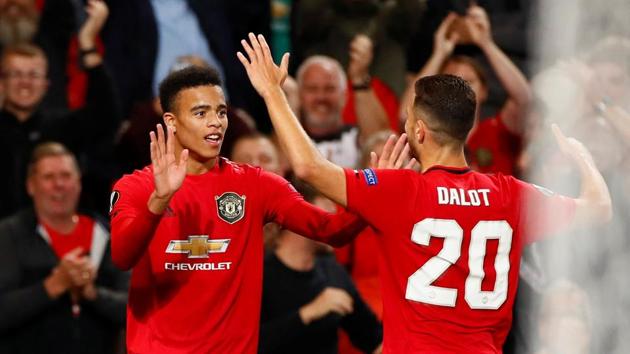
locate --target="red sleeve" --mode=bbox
[109,172,162,270]
[344,168,416,232]
[342,77,400,131]
[260,171,366,247]
[516,179,577,244]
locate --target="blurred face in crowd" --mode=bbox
[164,85,228,163]
[442,60,488,108]
[0,0,39,46]
[299,63,346,133]
[590,61,630,104]
[27,154,81,220]
[231,135,283,176]
[1,53,49,115]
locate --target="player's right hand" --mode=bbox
[551,124,596,168]
[150,124,189,201]
[299,287,354,325]
[370,134,418,170]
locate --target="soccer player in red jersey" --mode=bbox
[237,34,612,353]
[109,66,370,354]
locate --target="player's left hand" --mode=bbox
[237,33,290,99]
[370,133,418,170]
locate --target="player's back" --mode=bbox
[344,166,575,353]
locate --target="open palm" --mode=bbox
[150,124,188,199]
[237,33,290,98]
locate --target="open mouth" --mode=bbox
[204,133,222,144]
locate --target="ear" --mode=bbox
[163,112,177,133]
[415,119,426,144]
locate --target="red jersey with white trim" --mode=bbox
[344,166,576,353]
[110,158,364,354]
[467,114,521,175]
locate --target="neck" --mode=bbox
[39,212,78,234]
[274,230,316,271]
[5,104,34,123]
[419,144,468,173]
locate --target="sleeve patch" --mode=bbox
[362,168,379,186]
[109,191,120,213]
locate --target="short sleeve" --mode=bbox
[516,179,577,244]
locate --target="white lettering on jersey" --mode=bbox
[437,187,491,206]
[165,262,232,271]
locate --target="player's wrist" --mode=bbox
[147,191,174,214]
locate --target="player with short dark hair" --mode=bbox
[110,65,371,354]
[238,33,612,353]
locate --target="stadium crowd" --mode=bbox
[0,0,628,353]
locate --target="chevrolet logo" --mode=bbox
[165,236,230,258]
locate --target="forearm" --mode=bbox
[111,204,162,270]
[0,282,55,332]
[262,87,347,205]
[480,41,531,109]
[354,88,390,144]
[574,155,612,226]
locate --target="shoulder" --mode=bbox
[113,165,153,190]
[0,209,36,239]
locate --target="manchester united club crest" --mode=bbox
[215,192,246,224]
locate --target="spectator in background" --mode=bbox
[0,142,128,354]
[292,0,423,97]
[0,1,120,218]
[0,0,100,111]
[296,50,391,168]
[402,5,532,175]
[230,133,287,178]
[259,180,382,354]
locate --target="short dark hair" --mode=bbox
[413,74,476,144]
[158,66,222,113]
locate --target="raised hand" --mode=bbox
[78,0,109,49]
[370,134,418,170]
[466,5,492,47]
[150,124,189,201]
[551,124,596,167]
[434,13,460,60]
[237,33,289,98]
[348,34,374,85]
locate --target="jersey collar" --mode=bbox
[423,165,472,175]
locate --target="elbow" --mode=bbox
[293,160,319,183]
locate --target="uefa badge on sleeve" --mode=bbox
[215,192,246,224]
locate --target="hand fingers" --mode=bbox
[248,33,264,64]
[280,53,290,77]
[64,247,85,260]
[438,12,458,36]
[149,132,158,165]
[379,134,398,165]
[178,149,189,167]
[405,158,418,170]
[390,134,407,167]
[257,34,273,66]
[551,123,569,152]
[156,124,166,158]
[166,125,175,156]
[370,151,378,169]
[240,39,257,64]
[395,143,411,169]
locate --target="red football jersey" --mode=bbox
[467,114,522,175]
[344,166,576,353]
[110,158,364,354]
